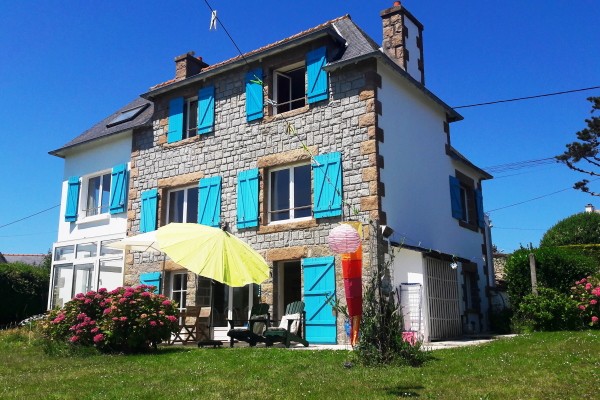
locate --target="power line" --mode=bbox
[454,85,600,109]
[0,205,60,229]
[487,178,600,213]
[203,0,252,69]
[483,157,557,174]
[492,227,545,231]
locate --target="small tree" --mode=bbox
[557,96,600,195]
[541,212,600,247]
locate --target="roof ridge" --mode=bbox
[149,15,351,91]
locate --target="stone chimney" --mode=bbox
[381,2,425,85]
[174,51,209,82]
[585,204,595,213]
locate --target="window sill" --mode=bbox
[263,105,310,123]
[76,213,110,225]
[458,220,480,233]
[161,133,206,149]
[258,218,318,234]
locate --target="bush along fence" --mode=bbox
[572,276,600,327]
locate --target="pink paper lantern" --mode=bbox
[328,224,361,254]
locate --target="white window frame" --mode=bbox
[166,185,198,224]
[268,162,312,224]
[183,96,198,139]
[48,236,124,309]
[81,169,112,219]
[170,272,188,315]
[273,62,306,115]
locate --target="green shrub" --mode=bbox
[40,285,179,353]
[0,262,49,326]
[571,275,600,328]
[512,288,581,332]
[489,308,513,334]
[540,212,600,247]
[505,247,596,310]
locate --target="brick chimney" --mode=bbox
[380,2,425,85]
[174,51,209,81]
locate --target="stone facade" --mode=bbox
[126,42,385,343]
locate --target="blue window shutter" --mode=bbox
[198,176,221,227]
[245,69,263,122]
[140,189,158,233]
[65,176,80,222]
[306,47,328,104]
[237,169,259,228]
[312,152,342,219]
[198,86,215,135]
[140,271,161,294]
[475,188,485,229]
[168,97,184,143]
[449,176,463,220]
[109,163,128,214]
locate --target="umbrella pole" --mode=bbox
[161,253,166,295]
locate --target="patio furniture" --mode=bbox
[196,306,224,348]
[169,306,202,345]
[226,303,270,347]
[264,301,309,348]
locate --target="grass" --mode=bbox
[1,329,599,399]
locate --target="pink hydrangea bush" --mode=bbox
[41,285,179,353]
[572,276,600,328]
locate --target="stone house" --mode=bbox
[48,3,494,343]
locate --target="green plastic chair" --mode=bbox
[264,301,309,348]
[226,303,270,347]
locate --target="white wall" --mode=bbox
[378,62,490,330]
[55,133,132,243]
[404,18,422,82]
[378,63,483,270]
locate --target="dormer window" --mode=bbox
[273,63,306,114]
[183,97,198,139]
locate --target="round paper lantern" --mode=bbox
[328,224,361,254]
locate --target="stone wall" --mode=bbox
[126,54,383,344]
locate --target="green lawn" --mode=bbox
[1,330,599,399]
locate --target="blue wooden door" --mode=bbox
[302,256,337,344]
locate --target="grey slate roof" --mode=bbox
[0,253,46,266]
[49,97,153,158]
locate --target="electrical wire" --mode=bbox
[483,157,557,174]
[0,205,59,229]
[453,85,600,109]
[487,178,600,213]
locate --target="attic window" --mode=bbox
[106,104,149,127]
[273,63,306,114]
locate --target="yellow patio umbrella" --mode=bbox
[155,223,270,287]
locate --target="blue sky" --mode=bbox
[1,0,599,255]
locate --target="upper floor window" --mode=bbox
[64,163,128,222]
[85,172,111,217]
[268,163,312,223]
[168,86,215,143]
[183,97,198,139]
[273,63,306,114]
[167,186,198,223]
[449,172,484,231]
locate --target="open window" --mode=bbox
[273,63,306,114]
[183,97,198,139]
